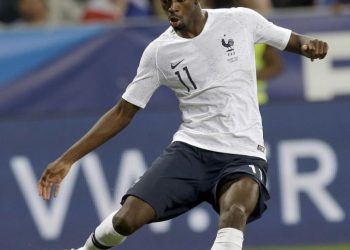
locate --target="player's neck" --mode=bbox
[176,10,208,39]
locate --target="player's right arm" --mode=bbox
[238,8,328,61]
[38,98,140,200]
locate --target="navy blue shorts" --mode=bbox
[121,141,270,223]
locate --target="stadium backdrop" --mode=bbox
[0,13,349,250]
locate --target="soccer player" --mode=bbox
[38,0,328,249]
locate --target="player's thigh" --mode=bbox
[121,142,205,222]
[217,176,260,216]
[214,159,270,223]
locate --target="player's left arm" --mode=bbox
[284,32,329,61]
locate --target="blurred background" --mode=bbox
[0,0,349,250]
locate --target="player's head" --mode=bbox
[160,0,203,31]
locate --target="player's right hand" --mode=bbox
[38,160,72,200]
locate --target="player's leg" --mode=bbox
[217,176,260,230]
[210,176,260,250]
[74,141,206,250]
[75,196,156,250]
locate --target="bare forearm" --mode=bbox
[59,100,139,164]
[285,32,311,55]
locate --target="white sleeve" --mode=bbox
[122,41,160,109]
[237,7,292,50]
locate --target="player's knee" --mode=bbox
[228,203,248,218]
[220,203,249,226]
[112,212,139,236]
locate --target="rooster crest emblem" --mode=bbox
[221,35,234,52]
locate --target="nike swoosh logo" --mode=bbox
[171,59,184,69]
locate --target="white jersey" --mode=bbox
[122,7,291,160]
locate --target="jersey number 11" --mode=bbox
[175,66,197,92]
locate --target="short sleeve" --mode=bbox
[122,41,160,109]
[237,7,292,50]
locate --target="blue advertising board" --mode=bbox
[1,101,350,249]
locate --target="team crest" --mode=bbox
[221,36,234,52]
[221,34,238,62]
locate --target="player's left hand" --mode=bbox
[301,39,328,61]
